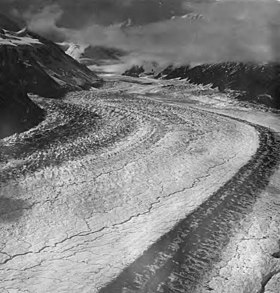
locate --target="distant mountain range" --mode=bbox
[123,62,280,109]
[0,14,102,138]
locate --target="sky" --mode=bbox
[0,0,202,27]
[1,0,280,65]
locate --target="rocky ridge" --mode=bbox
[123,62,280,109]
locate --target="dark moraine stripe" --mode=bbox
[99,118,280,293]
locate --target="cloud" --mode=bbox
[23,4,67,41]
[60,0,280,65]
[3,0,280,65]
[2,0,191,27]
[24,4,62,32]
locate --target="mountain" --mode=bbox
[0,30,101,98]
[156,63,280,109]
[124,62,280,109]
[0,26,102,138]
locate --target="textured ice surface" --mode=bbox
[1,77,275,293]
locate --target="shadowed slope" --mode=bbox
[0,50,44,138]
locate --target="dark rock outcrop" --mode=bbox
[123,65,145,77]
[122,62,170,78]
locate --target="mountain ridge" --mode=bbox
[123,62,280,109]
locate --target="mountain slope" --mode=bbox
[123,62,280,109]
[1,29,102,99]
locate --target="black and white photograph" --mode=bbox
[1,0,280,292]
